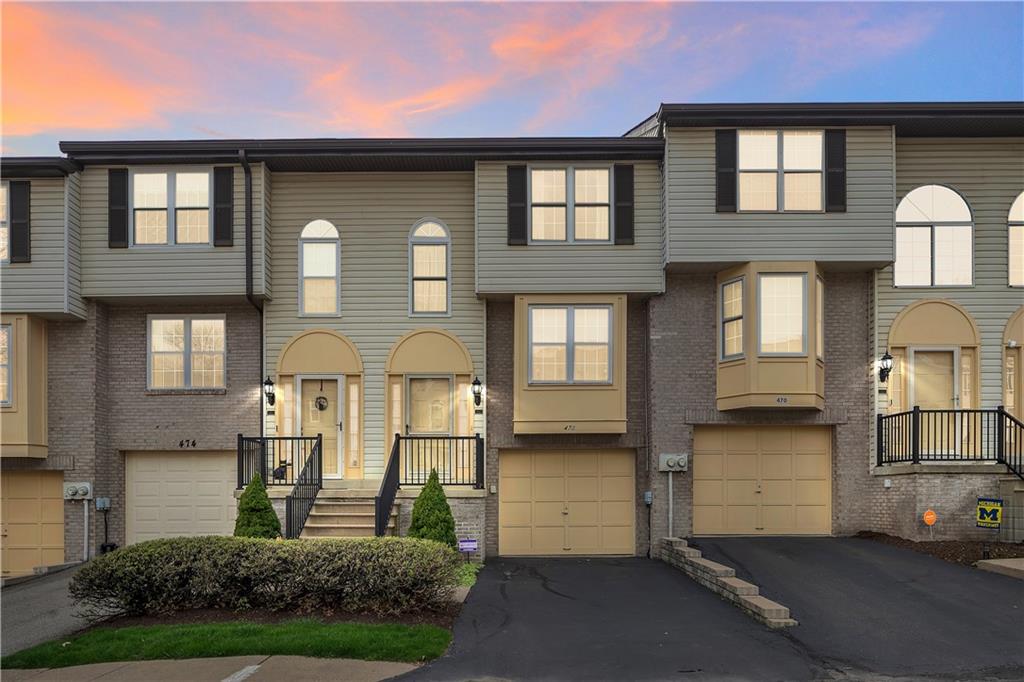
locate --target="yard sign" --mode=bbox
[976,498,1003,529]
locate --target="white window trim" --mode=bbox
[408,217,452,317]
[0,323,11,406]
[719,276,745,361]
[0,180,9,265]
[1009,220,1024,288]
[129,168,214,248]
[737,129,825,214]
[527,304,614,385]
[756,272,808,357]
[146,314,227,390]
[527,164,614,244]
[894,222,974,288]
[298,223,342,318]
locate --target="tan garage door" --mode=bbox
[0,471,65,577]
[693,426,831,535]
[125,451,237,545]
[499,449,635,556]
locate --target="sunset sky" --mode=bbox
[2,1,1022,155]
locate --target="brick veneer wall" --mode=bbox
[484,298,652,558]
[647,273,875,541]
[397,495,487,560]
[11,301,260,561]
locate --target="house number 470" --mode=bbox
[178,439,197,448]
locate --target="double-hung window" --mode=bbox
[0,181,8,263]
[529,305,612,383]
[148,315,225,390]
[0,323,10,405]
[409,220,450,315]
[894,185,973,287]
[529,167,611,242]
[720,278,744,359]
[299,220,341,316]
[131,170,211,246]
[738,130,823,212]
[1009,192,1024,287]
[758,273,806,355]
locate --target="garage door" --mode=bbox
[693,426,831,535]
[499,449,635,556]
[1,471,65,577]
[125,451,237,545]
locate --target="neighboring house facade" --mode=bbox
[0,102,1021,576]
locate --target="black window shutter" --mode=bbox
[715,130,738,212]
[613,164,634,245]
[507,165,527,245]
[9,181,31,263]
[825,129,847,213]
[108,169,129,248]
[213,167,234,246]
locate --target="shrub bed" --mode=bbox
[71,536,459,619]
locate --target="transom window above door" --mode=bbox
[299,219,341,316]
[738,130,823,212]
[131,170,212,246]
[894,185,973,287]
[409,219,450,315]
[529,167,611,242]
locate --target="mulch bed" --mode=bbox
[88,603,460,632]
[856,531,1024,566]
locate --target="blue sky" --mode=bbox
[3,2,1022,155]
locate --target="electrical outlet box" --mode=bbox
[658,453,689,473]
[95,497,111,510]
[64,482,93,500]
[643,490,653,505]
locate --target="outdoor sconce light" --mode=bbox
[263,376,276,406]
[471,377,483,406]
[878,352,894,384]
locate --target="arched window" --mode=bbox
[299,219,340,316]
[1009,192,1024,287]
[894,185,973,287]
[409,219,450,315]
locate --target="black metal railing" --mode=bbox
[237,435,321,488]
[398,435,485,487]
[284,434,323,539]
[877,406,1024,479]
[374,433,486,537]
[375,436,402,537]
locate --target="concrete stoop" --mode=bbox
[661,537,798,629]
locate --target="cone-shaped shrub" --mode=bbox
[407,469,457,548]
[234,474,281,539]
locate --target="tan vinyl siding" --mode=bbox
[65,172,85,318]
[2,177,70,315]
[265,172,485,477]
[79,164,266,298]
[876,137,1024,409]
[475,160,665,294]
[665,127,895,266]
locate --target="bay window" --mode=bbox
[720,278,744,359]
[0,323,10,405]
[131,170,212,246]
[758,273,806,355]
[529,305,611,383]
[148,315,225,390]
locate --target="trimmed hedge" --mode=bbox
[70,536,459,619]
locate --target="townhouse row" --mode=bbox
[1,102,1022,576]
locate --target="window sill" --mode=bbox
[145,388,227,396]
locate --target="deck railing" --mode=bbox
[877,406,1024,479]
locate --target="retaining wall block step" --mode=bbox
[739,594,790,620]
[766,618,800,629]
[688,557,736,578]
[719,576,759,597]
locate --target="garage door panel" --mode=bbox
[693,426,831,536]
[499,449,634,556]
[1,471,65,577]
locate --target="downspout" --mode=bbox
[239,150,265,438]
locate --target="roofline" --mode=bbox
[0,156,81,178]
[58,137,665,165]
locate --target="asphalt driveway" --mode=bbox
[406,544,1024,681]
[1,566,87,656]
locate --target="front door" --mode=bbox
[405,377,452,483]
[911,350,957,454]
[300,378,342,477]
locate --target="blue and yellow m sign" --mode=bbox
[976,498,1003,529]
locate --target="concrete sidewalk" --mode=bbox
[1,655,416,682]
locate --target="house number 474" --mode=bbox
[178,439,197,448]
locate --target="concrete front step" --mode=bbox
[311,503,379,514]
[308,512,391,525]
[301,524,395,538]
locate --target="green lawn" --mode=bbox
[2,620,451,670]
[457,561,482,587]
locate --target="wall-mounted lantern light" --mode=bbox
[471,377,483,406]
[878,352,894,384]
[263,376,276,406]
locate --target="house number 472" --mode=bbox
[178,439,197,448]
